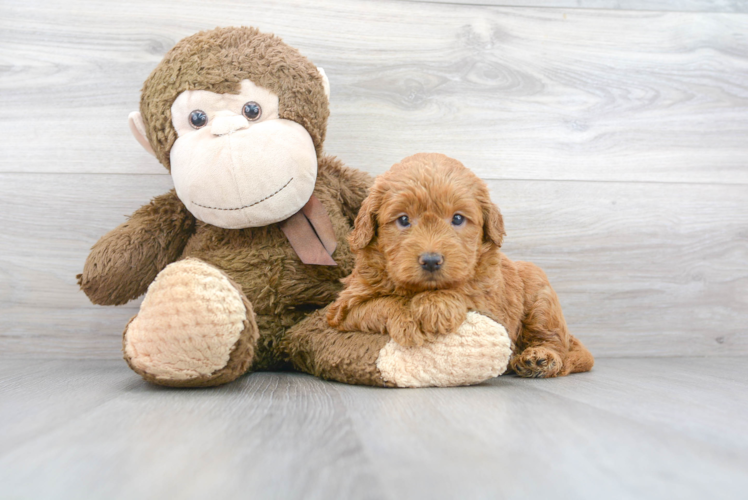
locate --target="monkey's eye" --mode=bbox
[242,101,262,121]
[189,110,208,129]
[451,214,466,226]
[395,215,411,229]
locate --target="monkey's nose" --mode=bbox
[419,253,444,272]
[211,114,250,136]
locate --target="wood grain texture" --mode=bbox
[1,358,746,500]
[2,173,746,358]
[0,361,384,500]
[407,0,748,14]
[338,359,748,499]
[1,0,746,359]
[514,357,748,451]
[1,0,747,183]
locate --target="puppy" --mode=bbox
[327,153,594,378]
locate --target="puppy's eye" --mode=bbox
[396,215,411,229]
[452,214,466,226]
[189,110,208,129]
[242,101,262,121]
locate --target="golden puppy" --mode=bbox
[327,153,594,378]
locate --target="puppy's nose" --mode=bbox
[419,252,444,272]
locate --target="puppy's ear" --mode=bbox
[482,200,506,247]
[349,187,382,251]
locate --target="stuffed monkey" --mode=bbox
[79,27,511,388]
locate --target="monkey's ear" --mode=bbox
[316,67,330,101]
[482,199,506,248]
[349,188,381,251]
[128,111,156,157]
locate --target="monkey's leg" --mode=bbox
[282,308,512,388]
[123,258,259,387]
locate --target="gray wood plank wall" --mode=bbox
[407,0,748,13]
[1,0,747,359]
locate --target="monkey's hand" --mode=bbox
[410,291,469,338]
[78,190,195,305]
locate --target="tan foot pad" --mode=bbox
[124,259,249,381]
[376,312,512,388]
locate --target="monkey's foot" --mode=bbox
[284,310,512,388]
[376,312,512,387]
[123,258,259,387]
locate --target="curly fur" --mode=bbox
[327,153,594,378]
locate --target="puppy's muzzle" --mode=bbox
[419,252,444,272]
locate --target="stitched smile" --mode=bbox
[192,177,293,211]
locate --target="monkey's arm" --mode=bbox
[78,189,196,305]
[318,155,375,224]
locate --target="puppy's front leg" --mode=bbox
[410,290,468,337]
[338,296,433,347]
[327,279,430,347]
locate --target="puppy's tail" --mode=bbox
[563,335,594,375]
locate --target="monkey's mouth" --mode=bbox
[191,177,293,211]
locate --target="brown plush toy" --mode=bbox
[78,27,512,388]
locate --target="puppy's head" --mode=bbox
[350,153,505,292]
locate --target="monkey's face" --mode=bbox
[168,80,318,229]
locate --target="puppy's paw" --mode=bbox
[410,292,467,336]
[326,300,347,328]
[387,316,432,347]
[415,310,465,337]
[511,346,563,378]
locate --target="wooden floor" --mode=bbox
[1,357,746,499]
[2,1,746,498]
